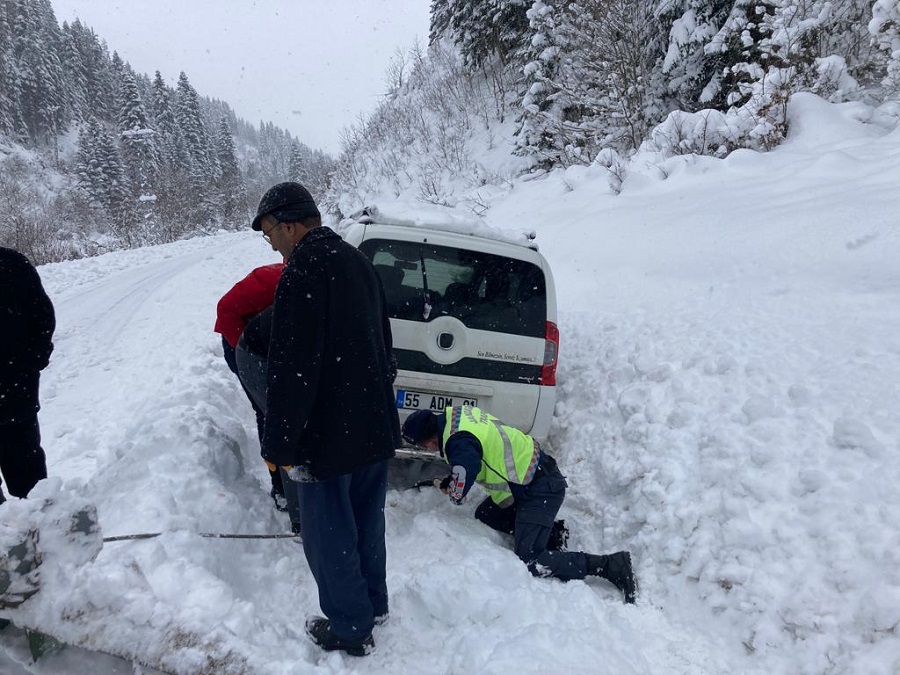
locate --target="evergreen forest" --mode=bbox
[0,0,332,262]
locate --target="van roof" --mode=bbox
[342,204,540,251]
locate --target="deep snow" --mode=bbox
[1,94,899,674]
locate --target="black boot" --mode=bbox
[547,519,569,551]
[305,617,374,656]
[586,551,636,604]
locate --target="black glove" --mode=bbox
[439,475,452,491]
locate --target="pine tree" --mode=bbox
[150,71,181,166]
[0,0,21,136]
[429,0,453,45]
[118,71,159,225]
[11,0,68,144]
[214,116,246,222]
[519,0,665,164]
[435,0,530,67]
[288,141,307,183]
[174,71,218,185]
[699,1,880,146]
[518,0,564,165]
[655,0,735,111]
[870,0,900,92]
[60,20,88,119]
[60,19,116,122]
[657,1,881,112]
[75,118,106,208]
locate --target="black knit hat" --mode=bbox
[401,410,439,445]
[251,182,320,231]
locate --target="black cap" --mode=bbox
[401,410,439,445]
[251,182,320,231]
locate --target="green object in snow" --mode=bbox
[27,628,63,661]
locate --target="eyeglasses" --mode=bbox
[262,220,283,243]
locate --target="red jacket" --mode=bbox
[215,262,285,348]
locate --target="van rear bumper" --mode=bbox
[395,445,443,462]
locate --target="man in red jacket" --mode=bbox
[214,262,295,522]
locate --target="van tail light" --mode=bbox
[541,321,559,386]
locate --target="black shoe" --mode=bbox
[305,617,374,656]
[547,519,569,551]
[587,551,637,604]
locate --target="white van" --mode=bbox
[341,205,558,462]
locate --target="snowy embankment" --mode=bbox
[0,94,898,674]
[489,94,900,674]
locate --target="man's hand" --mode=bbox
[265,460,311,482]
[434,474,465,504]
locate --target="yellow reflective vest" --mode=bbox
[441,405,540,507]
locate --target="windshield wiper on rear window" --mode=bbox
[419,249,433,320]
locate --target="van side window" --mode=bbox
[362,239,546,338]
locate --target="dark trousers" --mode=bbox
[478,456,590,581]
[223,337,266,442]
[0,415,47,504]
[228,337,300,524]
[297,460,389,641]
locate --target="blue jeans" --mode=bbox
[296,459,389,640]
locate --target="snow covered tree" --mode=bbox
[254,121,296,184]
[74,119,104,208]
[174,72,218,186]
[429,0,453,45]
[655,0,735,111]
[74,118,129,224]
[0,1,23,137]
[59,20,88,118]
[288,141,311,185]
[118,71,159,230]
[149,71,182,167]
[214,116,246,223]
[870,0,900,92]
[59,19,116,123]
[650,0,890,153]
[519,0,666,165]
[10,0,68,144]
[430,0,531,67]
[286,140,334,198]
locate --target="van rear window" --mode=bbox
[360,239,546,338]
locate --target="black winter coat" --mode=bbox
[0,247,55,421]
[261,227,400,479]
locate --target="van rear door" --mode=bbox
[358,229,548,434]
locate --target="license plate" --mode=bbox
[396,389,478,411]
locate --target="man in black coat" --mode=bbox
[0,247,55,505]
[251,182,400,657]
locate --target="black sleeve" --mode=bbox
[1,252,55,372]
[261,261,326,467]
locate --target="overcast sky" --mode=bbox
[49,0,432,155]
